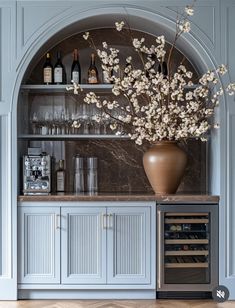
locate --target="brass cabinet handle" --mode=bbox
[108,214,113,229]
[102,214,107,229]
[55,214,60,229]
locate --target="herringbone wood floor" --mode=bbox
[0,300,234,308]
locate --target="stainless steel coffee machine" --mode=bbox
[23,153,51,195]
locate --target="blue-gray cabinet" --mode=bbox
[107,207,151,284]
[18,206,60,284]
[61,206,151,285]
[61,207,107,284]
[18,202,155,290]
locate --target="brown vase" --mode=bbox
[143,141,187,194]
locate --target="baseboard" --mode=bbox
[18,289,156,300]
[157,291,212,299]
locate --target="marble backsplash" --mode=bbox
[64,139,207,193]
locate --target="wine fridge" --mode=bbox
[157,203,218,293]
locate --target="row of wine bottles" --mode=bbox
[43,49,169,85]
[165,244,208,251]
[43,49,100,85]
[165,256,207,263]
[165,233,207,240]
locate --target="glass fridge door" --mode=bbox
[163,212,210,284]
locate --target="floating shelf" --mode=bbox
[20,83,199,94]
[20,84,113,93]
[17,134,130,140]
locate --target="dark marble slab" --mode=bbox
[63,139,207,194]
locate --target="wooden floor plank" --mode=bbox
[0,300,234,308]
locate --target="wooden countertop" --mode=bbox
[18,193,219,203]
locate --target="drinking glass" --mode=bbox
[87,157,98,194]
[74,156,85,193]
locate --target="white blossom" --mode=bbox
[133,38,142,49]
[115,21,125,31]
[227,83,235,95]
[72,121,81,128]
[102,42,108,49]
[110,123,117,130]
[179,21,191,33]
[156,35,165,45]
[216,64,227,75]
[185,6,194,16]
[83,32,89,40]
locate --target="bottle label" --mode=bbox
[88,69,98,84]
[44,67,52,83]
[57,171,65,191]
[72,71,79,83]
[54,67,63,83]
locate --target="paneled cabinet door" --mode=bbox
[61,207,106,284]
[18,207,60,284]
[107,207,151,284]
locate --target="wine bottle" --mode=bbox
[54,51,66,84]
[71,48,81,84]
[162,61,168,77]
[56,159,65,192]
[158,61,168,78]
[87,53,99,84]
[43,53,53,84]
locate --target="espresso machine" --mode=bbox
[23,152,51,195]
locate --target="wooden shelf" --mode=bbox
[20,84,113,93]
[165,213,208,217]
[166,230,207,233]
[165,263,208,268]
[18,134,130,140]
[165,218,209,224]
[165,250,209,256]
[165,239,209,244]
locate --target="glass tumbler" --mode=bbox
[74,156,84,193]
[87,157,98,194]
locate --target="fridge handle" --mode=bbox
[157,210,162,289]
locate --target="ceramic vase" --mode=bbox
[143,141,187,194]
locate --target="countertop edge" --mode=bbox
[17,194,220,203]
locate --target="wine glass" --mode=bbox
[54,111,61,135]
[30,112,38,134]
[60,108,66,135]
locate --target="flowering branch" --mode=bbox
[67,5,235,145]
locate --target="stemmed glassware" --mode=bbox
[30,112,38,134]
[29,101,123,136]
[81,103,89,134]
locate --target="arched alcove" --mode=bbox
[13,6,222,196]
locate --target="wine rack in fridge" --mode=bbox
[157,203,218,292]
